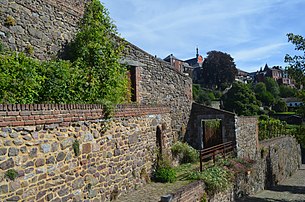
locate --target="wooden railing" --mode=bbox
[199,141,235,172]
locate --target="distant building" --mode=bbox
[282,97,303,108]
[255,64,295,88]
[235,69,252,84]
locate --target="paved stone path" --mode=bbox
[238,165,305,202]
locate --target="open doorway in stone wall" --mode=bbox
[202,119,223,148]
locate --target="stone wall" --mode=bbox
[0,104,174,201]
[185,103,236,150]
[235,136,301,198]
[161,181,234,202]
[235,117,259,159]
[122,41,193,138]
[0,0,87,59]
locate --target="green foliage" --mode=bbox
[154,167,177,183]
[0,0,127,107]
[204,119,221,129]
[201,51,238,90]
[154,154,177,183]
[279,85,297,98]
[258,118,286,140]
[0,52,44,103]
[73,139,80,156]
[64,0,128,105]
[192,84,216,106]
[286,124,305,147]
[273,99,288,112]
[222,82,261,116]
[25,44,34,56]
[5,16,16,26]
[264,77,280,98]
[171,142,199,164]
[285,33,305,87]
[5,169,18,180]
[187,166,232,195]
[254,82,275,107]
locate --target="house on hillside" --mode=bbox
[255,64,295,87]
[282,97,304,108]
[163,54,191,74]
[235,69,252,83]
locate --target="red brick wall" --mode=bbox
[0,104,170,127]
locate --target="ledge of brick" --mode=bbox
[0,104,170,127]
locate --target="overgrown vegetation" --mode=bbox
[73,139,80,156]
[187,165,232,195]
[153,154,177,183]
[193,84,220,106]
[0,0,128,109]
[171,142,199,164]
[258,117,287,140]
[5,169,18,180]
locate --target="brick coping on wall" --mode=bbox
[0,104,170,127]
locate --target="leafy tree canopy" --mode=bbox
[222,82,261,116]
[285,33,305,86]
[202,51,238,90]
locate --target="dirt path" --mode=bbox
[237,165,305,202]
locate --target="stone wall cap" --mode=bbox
[119,58,147,67]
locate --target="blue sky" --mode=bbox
[103,0,305,72]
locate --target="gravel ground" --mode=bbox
[115,180,192,202]
[237,164,305,202]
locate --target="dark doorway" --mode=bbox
[202,119,222,148]
[127,66,137,102]
[156,126,163,154]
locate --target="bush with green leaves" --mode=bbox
[187,165,232,195]
[171,141,199,164]
[153,154,177,183]
[0,0,128,108]
[0,52,44,104]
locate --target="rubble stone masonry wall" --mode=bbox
[122,42,193,137]
[0,104,173,201]
[0,0,87,59]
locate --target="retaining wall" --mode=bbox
[0,104,173,201]
[235,136,301,198]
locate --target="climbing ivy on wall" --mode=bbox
[0,0,128,107]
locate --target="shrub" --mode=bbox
[187,165,232,195]
[5,169,18,180]
[154,167,177,183]
[171,142,199,164]
[0,52,44,103]
[153,154,177,183]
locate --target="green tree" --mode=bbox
[285,33,305,86]
[264,77,280,98]
[65,0,128,105]
[254,82,275,107]
[279,85,297,98]
[192,84,215,106]
[273,99,288,112]
[202,51,238,90]
[222,82,261,116]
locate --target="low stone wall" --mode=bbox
[0,104,173,201]
[235,136,301,198]
[161,181,234,202]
